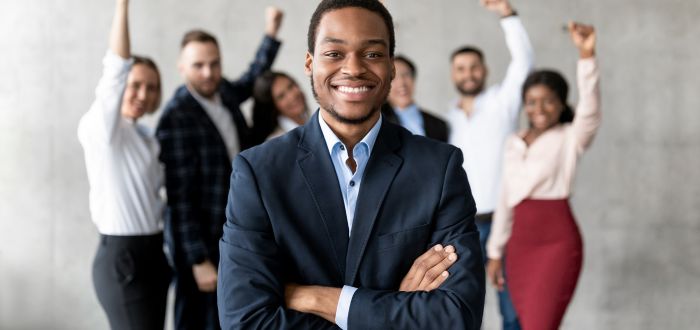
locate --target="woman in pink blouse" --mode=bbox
[485,22,601,329]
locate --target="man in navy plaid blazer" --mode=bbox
[156,8,283,330]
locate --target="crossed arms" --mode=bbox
[218,148,485,329]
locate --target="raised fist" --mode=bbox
[480,0,514,17]
[265,6,284,38]
[568,22,596,58]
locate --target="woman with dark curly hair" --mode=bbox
[486,22,601,329]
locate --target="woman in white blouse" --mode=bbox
[251,71,309,142]
[486,22,601,330]
[77,0,170,328]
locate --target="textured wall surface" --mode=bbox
[1,0,698,329]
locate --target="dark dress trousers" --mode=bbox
[218,111,485,329]
[381,103,449,143]
[156,36,280,330]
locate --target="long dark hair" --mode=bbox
[522,70,574,124]
[251,71,296,143]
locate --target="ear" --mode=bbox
[304,52,313,77]
[391,59,396,80]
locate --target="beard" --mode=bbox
[189,78,220,99]
[310,74,383,125]
[455,79,484,97]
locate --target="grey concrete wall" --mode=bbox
[1,0,698,329]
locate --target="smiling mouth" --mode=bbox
[335,85,373,94]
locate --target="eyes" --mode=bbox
[525,98,560,108]
[192,61,220,70]
[322,50,385,60]
[128,82,158,93]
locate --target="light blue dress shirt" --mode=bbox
[393,104,426,137]
[318,112,382,330]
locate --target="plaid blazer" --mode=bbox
[156,36,280,267]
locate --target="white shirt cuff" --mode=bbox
[334,285,358,330]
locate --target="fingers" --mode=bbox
[426,270,450,291]
[400,244,444,291]
[197,276,217,292]
[416,247,457,290]
[401,244,458,291]
[486,259,505,291]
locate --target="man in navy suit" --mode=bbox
[218,1,485,329]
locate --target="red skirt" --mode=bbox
[505,199,583,330]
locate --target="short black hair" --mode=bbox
[308,0,395,57]
[450,46,484,63]
[394,54,416,78]
[522,69,575,123]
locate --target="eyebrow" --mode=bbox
[321,37,388,47]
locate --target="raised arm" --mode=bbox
[110,0,130,59]
[482,0,534,119]
[568,22,601,154]
[79,0,134,145]
[229,7,283,92]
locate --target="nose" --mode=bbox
[341,54,367,77]
[137,85,148,100]
[202,65,212,78]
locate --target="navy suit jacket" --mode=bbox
[218,111,485,329]
[157,36,280,267]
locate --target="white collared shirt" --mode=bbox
[78,50,164,235]
[448,16,534,214]
[190,90,239,160]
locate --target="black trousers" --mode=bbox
[92,233,171,330]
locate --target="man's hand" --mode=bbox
[399,244,458,292]
[568,21,596,59]
[285,284,340,323]
[264,6,284,38]
[486,258,505,291]
[481,0,515,17]
[192,260,218,292]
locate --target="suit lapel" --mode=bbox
[297,112,350,278]
[345,121,403,285]
[180,88,233,163]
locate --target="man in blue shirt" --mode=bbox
[383,55,449,142]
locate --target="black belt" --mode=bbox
[475,212,493,222]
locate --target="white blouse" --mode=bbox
[77,51,164,235]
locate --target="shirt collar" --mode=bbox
[189,87,222,110]
[318,110,383,156]
[394,103,420,118]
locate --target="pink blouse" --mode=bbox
[486,58,601,260]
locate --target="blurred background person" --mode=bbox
[77,0,170,328]
[155,7,283,330]
[486,22,600,330]
[252,71,309,141]
[384,55,448,142]
[447,0,534,328]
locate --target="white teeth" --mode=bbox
[337,86,370,94]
